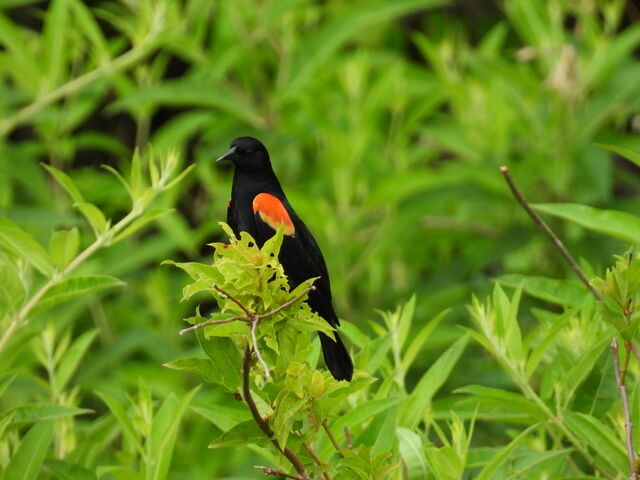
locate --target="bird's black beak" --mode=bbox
[216,145,238,163]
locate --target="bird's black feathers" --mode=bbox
[220,136,353,381]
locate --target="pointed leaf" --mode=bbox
[0,217,53,276]
[532,203,640,244]
[42,164,84,204]
[402,335,469,428]
[49,228,79,270]
[397,427,427,479]
[4,421,54,480]
[475,424,538,480]
[32,275,124,316]
[563,410,627,475]
[74,202,107,237]
[208,420,266,448]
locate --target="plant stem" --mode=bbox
[499,166,603,301]
[499,166,633,478]
[251,317,270,378]
[321,421,344,458]
[303,443,331,480]
[213,284,253,316]
[179,315,249,335]
[254,466,306,479]
[242,344,309,479]
[612,338,637,480]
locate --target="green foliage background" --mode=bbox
[1,0,640,478]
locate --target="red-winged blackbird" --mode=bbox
[217,137,354,381]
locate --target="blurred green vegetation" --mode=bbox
[1,0,640,478]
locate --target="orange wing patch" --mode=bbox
[252,193,295,236]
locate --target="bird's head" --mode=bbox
[216,137,271,173]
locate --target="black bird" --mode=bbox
[217,136,353,381]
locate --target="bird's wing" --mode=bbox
[252,193,338,325]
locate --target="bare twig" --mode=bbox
[302,444,331,480]
[500,166,636,480]
[251,317,270,378]
[213,283,253,316]
[180,284,315,335]
[321,420,344,458]
[344,425,353,450]
[499,166,604,301]
[243,344,309,479]
[259,284,315,320]
[254,466,306,479]
[179,315,249,335]
[613,339,637,480]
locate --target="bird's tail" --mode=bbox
[319,332,353,381]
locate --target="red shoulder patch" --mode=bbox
[252,193,295,236]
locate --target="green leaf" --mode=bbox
[597,144,640,168]
[0,217,53,276]
[44,459,98,480]
[68,0,109,60]
[563,409,627,475]
[32,274,124,316]
[498,274,589,307]
[9,403,92,425]
[329,397,405,442]
[208,420,266,449]
[0,263,25,317]
[0,374,16,398]
[95,391,144,456]
[42,0,69,90]
[49,228,79,270]
[287,0,446,93]
[397,427,427,479]
[455,385,546,420]
[54,330,97,392]
[190,402,250,431]
[101,164,133,199]
[402,335,469,429]
[4,421,54,480]
[42,164,84,204]
[163,357,229,385]
[195,329,242,392]
[112,208,173,243]
[130,148,144,200]
[74,202,107,237]
[563,336,611,407]
[505,449,572,480]
[148,387,198,480]
[532,203,640,244]
[525,307,576,379]
[402,308,449,372]
[475,424,538,480]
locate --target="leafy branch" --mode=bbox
[180,281,315,478]
[0,150,190,353]
[0,6,165,138]
[500,166,637,480]
[180,283,316,378]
